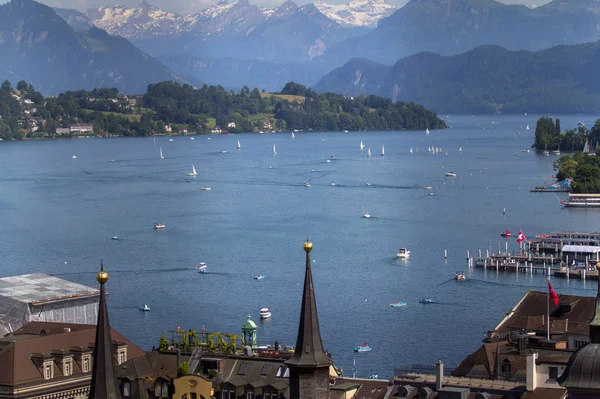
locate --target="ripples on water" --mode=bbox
[0,114,598,378]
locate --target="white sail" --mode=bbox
[367,147,371,157]
[381,145,385,156]
[426,128,430,135]
[153,137,156,144]
[273,144,277,155]
[428,147,431,152]
[188,164,198,176]
[237,140,241,150]
[526,124,530,130]
[360,141,365,150]
[292,132,295,139]
[459,146,462,152]
[410,148,413,154]
[160,147,164,159]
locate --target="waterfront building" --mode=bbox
[285,240,332,399]
[558,262,600,398]
[0,321,143,399]
[0,273,100,337]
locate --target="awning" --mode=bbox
[561,245,600,253]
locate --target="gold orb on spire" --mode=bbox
[96,270,109,284]
[596,261,600,272]
[303,240,313,253]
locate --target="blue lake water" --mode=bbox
[0,114,599,378]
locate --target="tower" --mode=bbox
[241,315,258,348]
[89,260,122,399]
[285,240,331,399]
[557,262,600,397]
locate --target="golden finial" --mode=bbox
[303,239,313,253]
[96,259,108,284]
[596,261,600,272]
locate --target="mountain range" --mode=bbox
[0,0,182,95]
[314,42,600,114]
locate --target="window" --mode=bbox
[575,339,588,349]
[238,363,249,375]
[161,382,169,397]
[83,357,90,372]
[64,360,71,376]
[549,367,558,380]
[123,381,131,397]
[246,392,254,399]
[189,393,197,399]
[276,366,289,377]
[501,359,512,374]
[118,350,127,365]
[155,382,162,397]
[44,363,52,380]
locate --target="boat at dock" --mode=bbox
[354,343,372,352]
[390,301,407,308]
[561,194,600,208]
[529,231,600,253]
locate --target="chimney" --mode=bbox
[436,359,444,391]
[526,352,538,392]
[274,340,279,351]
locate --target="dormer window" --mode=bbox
[83,356,90,372]
[118,349,127,365]
[64,359,72,376]
[43,361,53,380]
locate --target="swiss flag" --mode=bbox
[548,281,559,306]
[517,230,526,243]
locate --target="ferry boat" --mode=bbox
[153,222,166,230]
[354,343,372,352]
[397,248,411,259]
[530,230,600,253]
[260,307,272,319]
[561,194,600,208]
[455,272,466,281]
[390,301,407,308]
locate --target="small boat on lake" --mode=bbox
[419,298,435,304]
[260,307,272,319]
[153,222,166,230]
[455,272,466,281]
[363,213,371,219]
[72,155,77,159]
[111,236,119,240]
[198,263,208,274]
[188,164,198,177]
[501,230,511,237]
[367,147,371,157]
[360,141,365,150]
[304,182,311,187]
[390,301,407,308]
[201,187,212,191]
[354,343,372,352]
[273,144,277,156]
[237,140,241,150]
[160,147,164,159]
[254,274,265,280]
[381,145,385,157]
[139,304,151,311]
[445,172,457,177]
[397,248,411,259]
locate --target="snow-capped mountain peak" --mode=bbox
[314,0,397,27]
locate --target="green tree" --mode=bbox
[1,80,12,92]
[158,334,169,351]
[177,362,190,377]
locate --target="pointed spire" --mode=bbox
[89,259,122,399]
[589,262,600,343]
[286,240,330,368]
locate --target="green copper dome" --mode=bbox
[241,315,257,330]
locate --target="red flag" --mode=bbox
[517,230,526,243]
[548,281,559,306]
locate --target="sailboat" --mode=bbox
[459,146,462,152]
[160,147,164,159]
[237,140,241,150]
[291,132,295,139]
[367,147,371,157]
[273,144,277,155]
[153,137,156,144]
[410,148,413,154]
[188,164,198,177]
[360,141,365,150]
[526,124,530,130]
[426,128,430,135]
[543,145,550,156]
[381,145,385,157]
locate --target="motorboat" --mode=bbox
[390,301,407,308]
[139,304,151,311]
[304,182,311,187]
[423,186,432,190]
[111,236,119,240]
[363,213,371,219]
[354,343,372,352]
[168,138,174,142]
[153,222,166,230]
[501,230,511,237]
[108,159,116,162]
[260,307,272,319]
[455,272,466,281]
[201,187,212,191]
[331,183,336,186]
[419,298,435,304]
[397,248,411,259]
[72,155,77,159]
[190,137,195,140]
[445,172,457,177]
[198,263,208,274]
[254,274,265,280]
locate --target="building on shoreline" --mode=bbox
[0,273,100,337]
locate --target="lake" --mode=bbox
[0,114,598,378]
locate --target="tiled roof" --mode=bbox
[521,387,566,399]
[0,274,98,303]
[0,321,144,387]
[330,378,390,399]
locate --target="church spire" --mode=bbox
[286,239,330,368]
[89,260,122,399]
[589,262,600,343]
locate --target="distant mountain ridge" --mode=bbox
[0,0,182,95]
[314,42,600,114]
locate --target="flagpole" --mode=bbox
[547,266,550,341]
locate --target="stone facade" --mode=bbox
[288,366,329,399]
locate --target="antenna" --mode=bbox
[353,358,356,379]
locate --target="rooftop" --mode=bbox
[0,273,98,304]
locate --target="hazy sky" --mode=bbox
[6,0,550,15]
